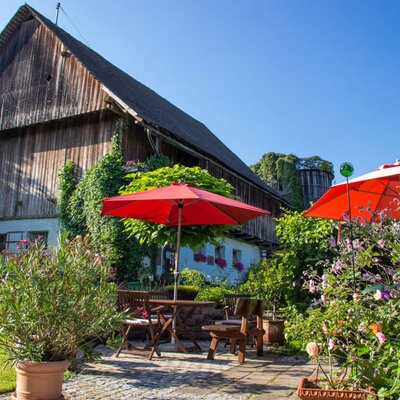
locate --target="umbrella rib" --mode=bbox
[206,202,240,224]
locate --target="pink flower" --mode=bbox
[306,342,319,357]
[377,239,386,248]
[322,325,328,335]
[233,262,244,272]
[321,295,327,302]
[328,339,335,351]
[376,332,386,343]
[309,280,317,294]
[215,257,227,268]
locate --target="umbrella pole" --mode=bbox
[345,176,357,294]
[172,203,183,344]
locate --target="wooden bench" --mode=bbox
[202,298,265,363]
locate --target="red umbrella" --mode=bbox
[102,182,269,300]
[304,162,400,222]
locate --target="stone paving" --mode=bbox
[0,342,316,400]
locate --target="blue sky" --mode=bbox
[1,1,399,182]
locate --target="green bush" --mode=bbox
[164,285,199,300]
[0,235,122,363]
[196,286,235,308]
[240,258,293,316]
[181,268,206,289]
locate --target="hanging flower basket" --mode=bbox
[297,378,377,400]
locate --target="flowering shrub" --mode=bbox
[0,235,122,363]
[233,262,244,272]
[286,218,400,397]
[194,252,207,263]
[215,257,227,269]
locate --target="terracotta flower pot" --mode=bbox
[12,359,69,400]
[297,378,377,400]
[262,320,285,344]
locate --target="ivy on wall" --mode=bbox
[251,152,333,210]
[58,133,153,281]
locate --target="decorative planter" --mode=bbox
[262,320,285,344]
[297,378,377,400]
[12,359,69,400]
[166,289,198,301]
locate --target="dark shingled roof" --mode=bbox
[1,4,286,202]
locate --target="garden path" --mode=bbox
[0,342,315,399]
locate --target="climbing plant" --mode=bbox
[58,133,153,281]
[250,152,333,210]
[121,165,235,250]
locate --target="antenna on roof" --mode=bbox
[55,3,61,26]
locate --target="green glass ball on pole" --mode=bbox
[340,162,354,178]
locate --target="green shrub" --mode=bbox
[0,235,122,363]
[196,286,235,308]
[240,258,294,316]
[164,285,199,300]
[181,268,206,289]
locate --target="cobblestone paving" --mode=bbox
[0,342,315,400]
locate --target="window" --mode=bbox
[5,232,24,252]
[28,231,49,248]
[215,246,225,260]
[232,249,242,266]
[0,234,6,253]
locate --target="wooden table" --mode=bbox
[149,299,216,353]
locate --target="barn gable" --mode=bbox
[0,14,106,131]
[0,5,286,203]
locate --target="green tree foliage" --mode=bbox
[58,134,151,281]
[251,152,333,210]
[121,165,235,250]
[240,209,337,309]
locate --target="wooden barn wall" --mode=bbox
[0,112,115,219]
[159,140,281,243]
[120,122,155,162]
[0,17,106,131]
[203,161,282,243]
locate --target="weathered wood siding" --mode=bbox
[157,139,282,243]
[200,160,282,243]
[0,17,106,130]
[0,111,115,219]
[120,122,154,162]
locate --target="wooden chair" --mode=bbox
[215,293,251,325]
[116,290,163,360]
[202,298,265,363]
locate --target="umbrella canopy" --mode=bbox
[304,162,400,222]
[102,182,269,301]
[102,182,269,225]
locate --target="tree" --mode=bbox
[121,165,235,250]
[250,152,333,210]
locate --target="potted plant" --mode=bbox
[241,259,289,344]
[0,235,122,400]
[286,217,399,399]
